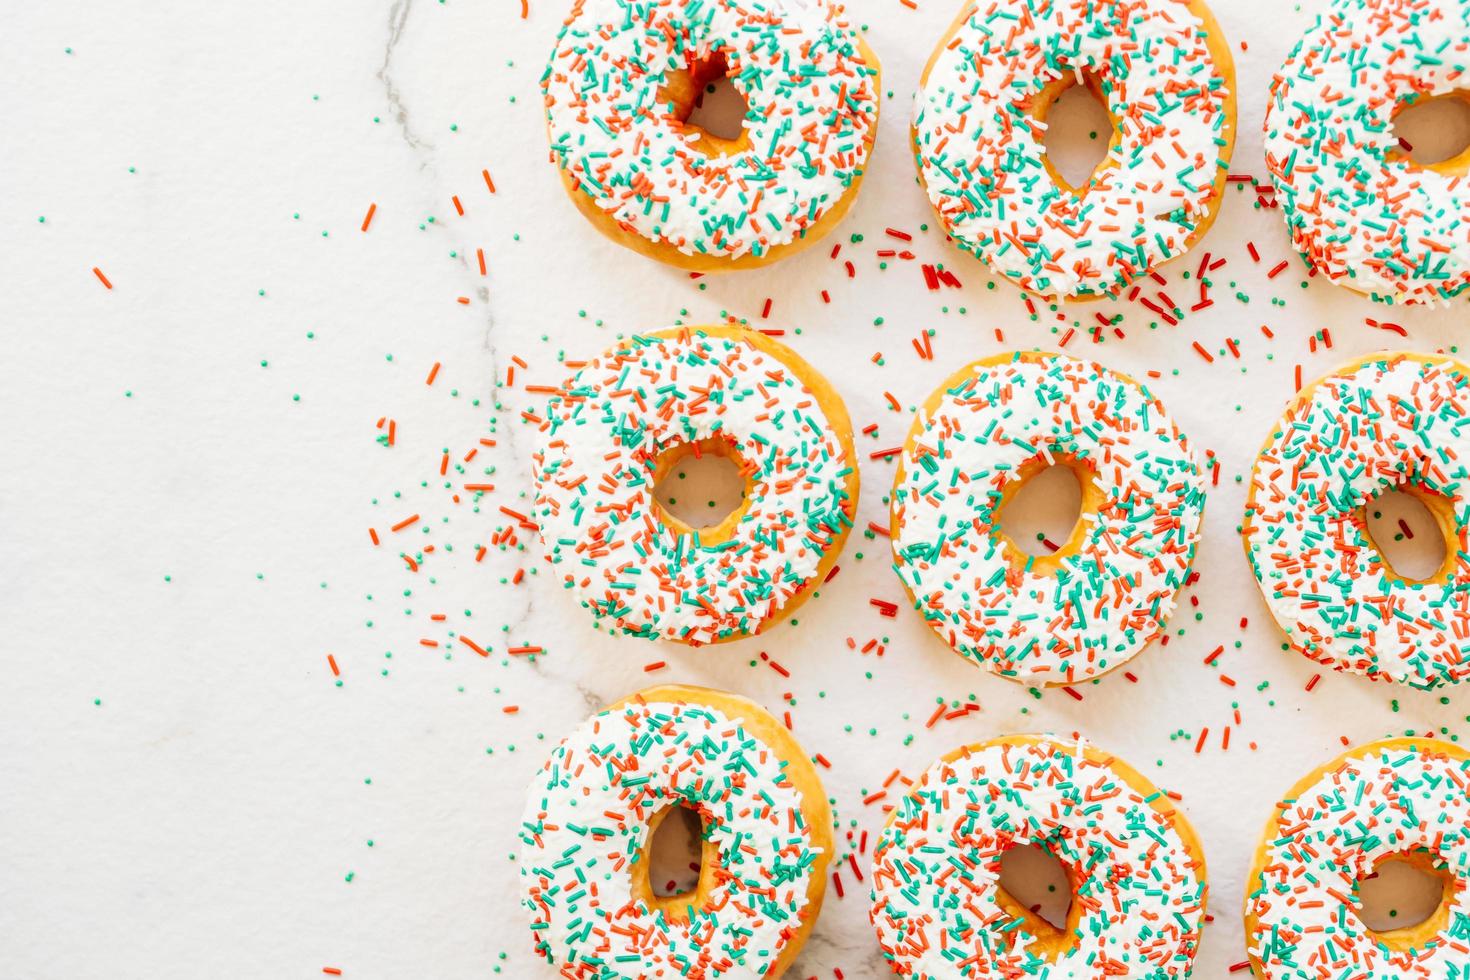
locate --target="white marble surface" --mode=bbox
[5,1,1470,977]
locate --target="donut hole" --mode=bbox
[1362,485,1453,584]
[1036,71,1117,192]
[648,803,705,899]
[1354,851,1455,942]
[994,460,1088,560]
[661,50,750,153]
[998,842,1073,932]
[1390,93,1470,168]
[651,437,750,537]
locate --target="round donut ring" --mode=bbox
[890,351,1207,685]
[1265,0,1470,306]
[532,326,858,645]
[912,0,1237,300]
[543,0,881,270]
[520,685,833,978]
[1243,352,1470,689]
[1244,737,1470,979]
[870,734,1209,978]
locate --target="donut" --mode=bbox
[911,0,1237,300]
[889,351,1206,685]
[542,0,881,271]
[531,326,858,645]
[519,685,832,978]
[1264,0,1470,306]
[1242,352,1470,689]
[869,734,1209,978]
[1244,737,1470,978]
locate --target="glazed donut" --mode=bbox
[870,734,1209,978]
[1265,0,1470,306]
[1242,352,1470,689]
[542,0,881,270]
[912,0,1237,300]
[520,685,833,978]
[532,326,858,645]
[890,351,1206,685]
[1244,737,1470,978]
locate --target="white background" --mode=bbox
[5,1,1470,977]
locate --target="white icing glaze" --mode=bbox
[913,0,1233,299]
[1243,354,1470,689]
[532,329,855,644]
[520,697,821,977]
[1265,0,1470,306]
[870,736,1207,978]
[1247,740,1470,979]
[542,0,879,261]
[891,353,1206,684]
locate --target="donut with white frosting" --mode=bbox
[890,351,1206,685]
[1265,0,1470,306]
[532,326,858,645]
[1244,737,1470,979]
[520,685,832,978]
[870,734,1209,978]
[1243,353,1470,689]
[911,0,1237,300]
[542,0,881,270]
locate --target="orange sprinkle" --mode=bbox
[368,528,380,546]
[391,514,419,532]
[456,296,470,305]
[327,654,340,677]
[323,970,343,977]
[361,203,376,232]
[459,635,489,657]
[451,195,464,216]
[426,362,441,386]
[643,660,667,672]
[503,705,519,714]
[482,168,497,193]
[92,267,112,289]
[477,248,487,276]
[508,645,542,655]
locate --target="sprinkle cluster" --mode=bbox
[1247,739,1470,978]
[542,0,879,261]
[532,329,855,644]
[1243,354,1470,689]
[913,0,1234,299]
[1265,0,1470,306]
[891,352,1206,684]
[870,736,1207,978]
[519,697,822,977]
